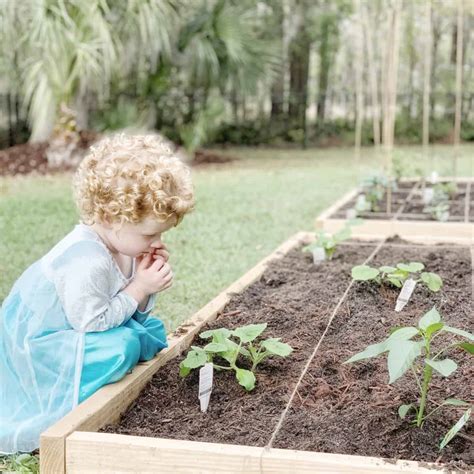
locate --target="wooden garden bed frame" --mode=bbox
[315,177,473,244]
[40,232,471,473]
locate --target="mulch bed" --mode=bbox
[331,181,472,223]
[0,138,236,176]
[0,131,99,176]
[102,237,473,472]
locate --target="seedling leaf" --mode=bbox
[424,322,444,339]
[388,327,419,341]
[344,341,389,363]
[233,323,267,343]
[420,272,443,292]
[261,338,293,357]
[444,398,470,406]
[181,348,207,369]
[443,326,474,341]
[200,328,232,340]
[203,342,228,353]
[425,358,458,377]
[439,408,472,450]
[235,368,256,391]
[458,342,474,354]
[387,340,422,383]
[418,307,441,331]
[352,265,380,280]
[380,266,397,274]
[398,404,415,419]
[397,262,424,273]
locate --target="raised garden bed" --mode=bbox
[316,178,473,244]
[40,233,473,473]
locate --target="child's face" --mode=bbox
[107,216,176,257]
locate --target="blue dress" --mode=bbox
[0,224,168,453]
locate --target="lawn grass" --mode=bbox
[1,144,472,331]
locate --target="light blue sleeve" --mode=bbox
[52,241,138,332]
[132,294,157,323]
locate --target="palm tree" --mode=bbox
[0,0,178,144]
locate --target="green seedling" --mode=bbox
[351,261,442,292]
[434,182,458,200]
[344,307,473,450]
[304,220,361,261]
[425,201,450,222]
[179,323,293,391]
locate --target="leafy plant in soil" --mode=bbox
[303,219,361,261]
[179,323,293,391]
[423,183,454,221]
[359,174,392,212]
[351,261,443,291]
[345,307,473,450]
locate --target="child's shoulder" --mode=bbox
[45,224,111,270]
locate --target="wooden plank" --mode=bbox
[65,432,443,474]
[40,231,312,474]
[315,189,358,225]
[464,181,471,223]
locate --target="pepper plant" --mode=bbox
[344,307,473,449]
[179,323,293,391]
[351,261,442,292]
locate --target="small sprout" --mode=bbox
[345,307,473,449]
[359,174,395,212]
[304,220,361,261]
[351,261,442,292]
[179,323,293,391]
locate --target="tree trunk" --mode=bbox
[354,0,364,156]
[382,0,402,214]
[422,0,432,151]
[362,2,380,147]
[288,13,311,128]
[270,1,285,121]
[316,18,331,121]
[453,0,464,176]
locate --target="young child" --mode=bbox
[0,134,194,454]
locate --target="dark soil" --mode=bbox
[331,181,473,223]
[0,130,99,176]
[193,149,237,166]
[102,239,473,471]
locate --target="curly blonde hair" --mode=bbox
[73,134,194,226]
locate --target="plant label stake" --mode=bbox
[346,208,357,219]
[312,247,326,264]
[395,278,417,312]
[422,188,434,204]
[428,171,438,184]
[199,363,213,412]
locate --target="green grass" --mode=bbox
[1,145,472,332]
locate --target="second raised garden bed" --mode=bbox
[41,233,473,473]
[316,178,473,244]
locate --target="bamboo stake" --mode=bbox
[383,0,402,215]
[453,0,464,177]
[422,0,432,158]
[362,3,381,148]
[354,0,365,163]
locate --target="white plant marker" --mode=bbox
[355,194,367,212]
[422,187,434,204]
[428,171,438,184]
[346,208,357,219]
[199,363,214,412]
[395,278,417,312]
[312,247,326,264]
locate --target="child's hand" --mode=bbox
[125,254,173,303]
[151,243,169,262]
